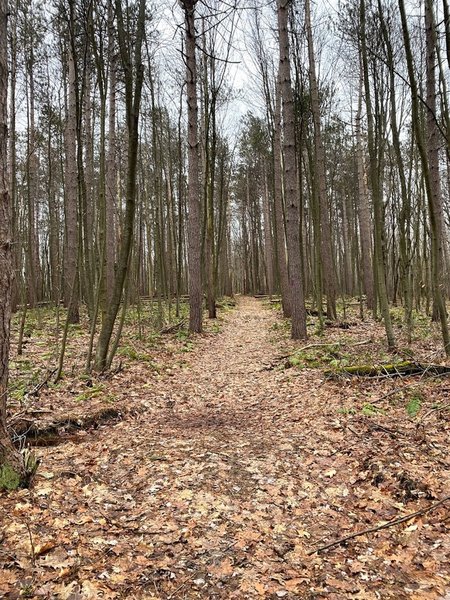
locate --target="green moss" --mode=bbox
[0,464,21,491]
[117,345,154,363]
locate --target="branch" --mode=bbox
[307,496,450,555]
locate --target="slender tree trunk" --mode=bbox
[277,0,306,339]
[263,168,274,296]
[360,0,395,348]
[273,75,292,317]
[8,2,19,311]
[64,47,80,323]
[95,0,146,369]
[305,0,337,319]
[355,69,374,311]
[0,0,24,480]
[106,2,117,305]
[398,0,450,354]
[182,0,203,332]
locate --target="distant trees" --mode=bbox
[0,0,449,386]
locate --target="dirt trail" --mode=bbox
[1,297,449,599]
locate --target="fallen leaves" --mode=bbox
[1,298,449,598]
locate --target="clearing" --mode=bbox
[1,297,449,599]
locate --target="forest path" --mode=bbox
[2,297,449,599]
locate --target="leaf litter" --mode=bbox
[0,297,449,599]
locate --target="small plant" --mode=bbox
[180,341,195,353]
[337,407,357,415]
[117,345,154,363]
[406,394,422,418]
[76,384,105,402]
[361,403,384,416]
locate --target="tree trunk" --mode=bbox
[305,0,337,320]
[277,0,307,339]
[360,0,395,349]
[64,47,80,324]
[94,0,146,369]
[398,0,450,354]
[273,77,292,317]
[182,0,203,333]
[355,68,374,311]
[0,0,25,481]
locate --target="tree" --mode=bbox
[0,0,25,484]
[360,0,395,349]
[398,0,450,354]
[305,0,337,320]
[180,0,203,333]
[95,0,146,370]
[277,0,307,339]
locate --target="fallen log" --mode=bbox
[9,407,124,447]
[326,361,450,378]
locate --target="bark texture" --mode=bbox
[0,0,24,477]
[277,0,306,339]
[182,0,203,333]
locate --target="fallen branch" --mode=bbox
[27,369,57,398]
[326,361,450,379]
[160,320,186,334]
[307,495,450,555]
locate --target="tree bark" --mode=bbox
[277,0,307,339]
[95,0,146,369]
[398,0,450,354]
[181,0,203,333]
[64,46,80,323]
[0,0,24,480]
[273,77,292,317]
[305,0,337,320]
[355,69,374,311]
[360,0,395,349]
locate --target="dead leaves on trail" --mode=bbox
[1,297,450,598]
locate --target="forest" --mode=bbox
[0,0,449,597]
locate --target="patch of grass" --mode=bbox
[406,394,422,418]
[117,345,154,363]
[216,296,236,311]
[337,407,357,415]
[75,384,105,402]
[361,403,385,416]
[180,341,195,353]
[287,344,350,370]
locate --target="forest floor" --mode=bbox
[0,296,449,599]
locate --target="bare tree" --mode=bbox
[277,0,307,339]
[95,0,147,369]
[181,0,203,333]
[0,0,25,483]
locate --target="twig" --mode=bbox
[420,402,450,422]
[161,320,186,334]
[307,495,450,555]
[370,370,450,405]
[27,369,57,398]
